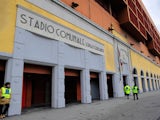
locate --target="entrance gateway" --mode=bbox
[107,74,114,98]
[123,76,127,87]
[22,64,52,109]
[9,7,107,115]
[147,78,151,91]
[90,72,100,100]
[0,60,6,87]
[65,69,81,104]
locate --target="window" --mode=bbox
[95,0,111,13]
[95,0,127,21]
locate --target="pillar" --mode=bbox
[52,65,65,108]
[113,73,124,97]
[52,41,65,108]
[81,69,91,103]
[5,58,24,116]
[99,71,108,100]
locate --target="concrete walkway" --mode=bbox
[4,91,160,120]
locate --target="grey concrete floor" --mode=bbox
[4,91,160,120]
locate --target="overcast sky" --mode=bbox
[142,0,160,33]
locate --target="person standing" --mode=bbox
[124,84,131,99]
[0,82,11,119]
[132,84,139,100]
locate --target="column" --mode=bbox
[138,76,143,93]
[127,74,134,95]
[81,69,91,103]
[99,71,108,100]
[113,73,124,97]
[148,77,151,91]
[52,65,65,108]
[5,58,24,116]
[144,77,148,92]
[52,41,65,108]
[6,30,24,115]
[151,78,154,91]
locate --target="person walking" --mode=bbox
[132,84,139,100]
[124,84,131,99]
[0,82,12,119]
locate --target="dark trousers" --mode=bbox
[0,104,10,115]
[126,94,129,99]
[133,93,138,100]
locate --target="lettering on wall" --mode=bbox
[16,7,104,55]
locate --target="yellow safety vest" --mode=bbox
[124,85,131,94]
[132,86,138,94]
[1,87,11,99]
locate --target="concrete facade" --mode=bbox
[0,0,160,116]
[8,19,108,115]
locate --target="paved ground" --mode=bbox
[5,91,160,120]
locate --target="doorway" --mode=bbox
[141,78,146,92]
[22,64,52,109]
[158,81,160,89]
[90,72,100,100]
[147,79,151,91]
[155,80,157,90]
[133,76,139,86]
[65,69,81,104]
[107,74,114,98]
[123,76,127,87]
[151,79,155,90]
[0,60,6,87]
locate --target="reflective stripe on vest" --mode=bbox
[1,87,11,99]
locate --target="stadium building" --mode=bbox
[0,0,160,115]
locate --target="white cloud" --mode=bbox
[142,0,160,33]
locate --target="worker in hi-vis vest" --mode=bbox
[0,82,11,119]
[132,84,139,100]
[124,84,131,99]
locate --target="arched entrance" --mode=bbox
[159,76,160,89]
[157,76,159,89]
[155,80,157,90]
[146,72,151,91]
[151,73,154,91]
[158,80,160,89]
[141,71,146,92]
[154,75,157,90]
[133,68,139,93]
[132,68,139,88]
